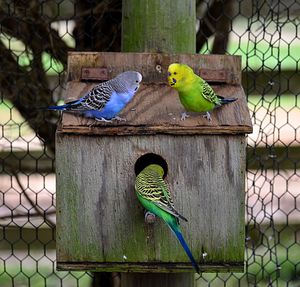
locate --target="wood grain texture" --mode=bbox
[57,262,243,273]
[60,53,252,135]
[56,134,245,272]
[60,83,251,135]
[122,0,196,53]
[67,52,242,84]
[122,3,196,284]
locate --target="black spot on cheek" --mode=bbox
[172,78,177,83]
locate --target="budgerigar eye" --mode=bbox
[174,72,177,75]
[136,80,139,83]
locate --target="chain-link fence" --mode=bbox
[0,0,299,286]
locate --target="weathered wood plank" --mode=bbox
[56,134,245,272]
[60,83,252,135]
[60,52,251,136]
[67,52,242,85]
[56,262,244,273]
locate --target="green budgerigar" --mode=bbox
[135,164,200,274]
[167,63,237,121]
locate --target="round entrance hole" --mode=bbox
[134,153,168,179]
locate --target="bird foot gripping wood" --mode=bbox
[88,117,112,128]
[144,211,156,224]
[95,117,113,123]
[88,116,126,128]
[112,116,127,122]
[180,112,190,121]
[202,112,212,122]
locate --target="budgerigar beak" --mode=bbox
[168,77,176,87]
[138,72,143,83]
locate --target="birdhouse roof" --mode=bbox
[58,52,253,136]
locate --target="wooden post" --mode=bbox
[121,0,196,285]
[122,0,196,53]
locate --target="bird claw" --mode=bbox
[144,211,156,224]
[180,112,190,121]
[88,121,96,128]
[94,117,112,123]
[92,116,126,124]
[112,116,127,122]
[203,112,212,122]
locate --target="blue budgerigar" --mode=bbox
[48,71,142,121]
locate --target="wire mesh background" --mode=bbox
[0,0,299,286]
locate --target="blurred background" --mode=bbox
[0,0,299,286]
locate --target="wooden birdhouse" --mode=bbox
[56,52,252,273]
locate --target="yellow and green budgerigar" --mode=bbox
[135,164,200,274]
[167,63,237,121]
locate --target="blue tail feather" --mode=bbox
[47,104,69,111]
[47,98,83,111]
[217,95,238,105]
[169,223,200,274]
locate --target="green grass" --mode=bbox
[200,38,299,72]
[0,225,298,287]
[199,19,299,72]
[0,100,34,141]
[0,268,92,287]
[247,94,299,110]
[228,38,298,72]
[197,225,300,286]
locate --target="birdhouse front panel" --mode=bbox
[56,52,252,272]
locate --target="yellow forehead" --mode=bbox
[168,63,180,72]
[168,63,194,74]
